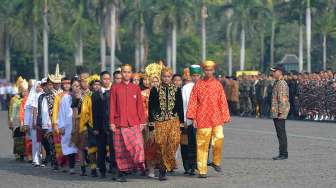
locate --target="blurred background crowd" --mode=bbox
[219,69,336,122]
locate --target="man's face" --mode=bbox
[92,82,101,92]
[80,73,90,90]
[132,77,140,85]
[151,77,160,88]
[113,73,122,84]
[101,74,111,88]
[204,67,215,78]
[272,70,282,79]
[173,76,182,88]
[22,89,29,97]
[162,71,172,85]
[47,82,54,91]
[28,80,34,91]
[53,83,61,90]
[62,83,71,92]
[121,68,132,82]
[71,81,81,94]
[80,80,89,90]
[192,74,201,83]
[36,84,43,93]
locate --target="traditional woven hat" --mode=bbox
[48,64,65,83]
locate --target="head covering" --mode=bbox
[16,76,28,93]
[132,73,142,80]
[87,74,100,86]
[145,62,165,83]
[270,65,285,74]
[48,64,65,83]
[41,77,48,84]
[183,68,192,81]
[189,64,202,75]
[25,81,42,108]
[201,60,216,69]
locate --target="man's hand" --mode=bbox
[110,124,116,132]
[8,122,13,131]
[59,128,65,136]
[139,124,146,131]
[193,120,197,128]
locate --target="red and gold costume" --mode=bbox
[187,61,231,175]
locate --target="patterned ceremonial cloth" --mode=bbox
[113,126,145,172]
[154,118,180,171]
[271,79,290,119]
[141,89,159,161]
[187,77,230,128]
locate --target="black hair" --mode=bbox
[61,76,71,82]
[76,66,89,75]
[173,74,182,79]
[113,71,121,77]
[100,71,111,77]
[71,76,80,85]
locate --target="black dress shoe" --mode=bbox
[80,166,87,176]
[91,169,98,177]
[189,169,196,176]
[114,173,127,182]
[272,155,288,160]
[159,169,167,181]
[100,172,106,179]
[198,174,207,178]
[211,164,223,174]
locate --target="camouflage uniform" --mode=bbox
[239,80,252,116]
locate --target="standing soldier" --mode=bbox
[270,65,290,160]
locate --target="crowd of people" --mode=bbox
[7,61,231,182]
[221,70,336,121]
[0,81,16,111]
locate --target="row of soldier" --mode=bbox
[221,70,336,121]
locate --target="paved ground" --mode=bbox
[0,111,335,188]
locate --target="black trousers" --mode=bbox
[180,125,197,172]
[273,118,288,156]
[97,130,116,173]
[67,153,76,169]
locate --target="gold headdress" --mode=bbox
[87,74,100,85]
[201,60,217,69]
[132,73,142,80]
[48,64,65,84]
[16,76,28,93]
[145,61,165,82]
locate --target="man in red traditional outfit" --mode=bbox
[109,64,146,182]
[187,60,231,178]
